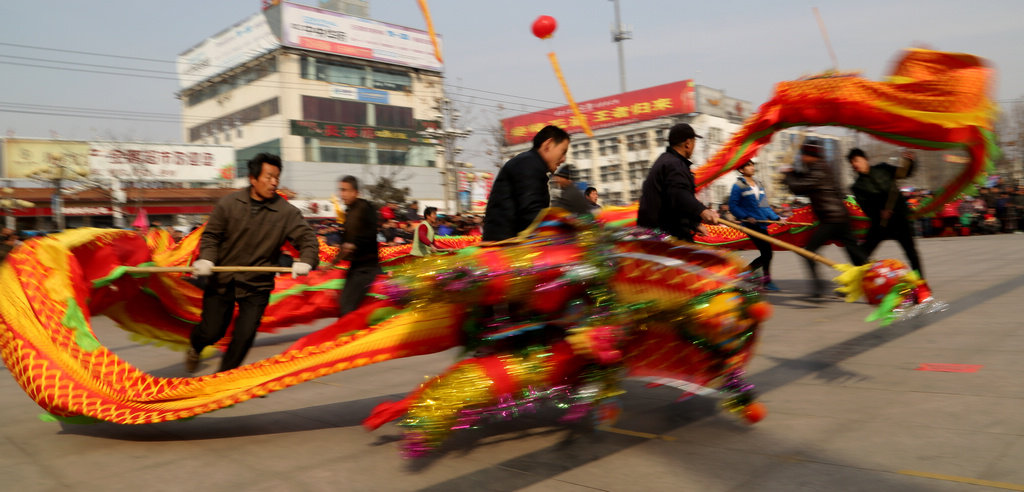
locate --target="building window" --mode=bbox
[374,105,415,129]
[707,127,724,145]
[576,168,592,185]
[377,144,409,166]
[626,132,648,151]
[654,129,666,145]
[306,57,368,86]
[628,160,650,180]
[629,189,641,202]
[572,142,592,160]
[188,97,279,142]
[301,56,413,92]
[184,57,277,107]
[600,164,622,183]
[317,143,370,164]
[598,138,619,157]
[302,96,368,125]
[371,68,412,92]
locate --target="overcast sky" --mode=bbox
[1,0,1020,166]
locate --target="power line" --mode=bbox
[1,41,565,109]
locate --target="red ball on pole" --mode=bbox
[532,15,557,39]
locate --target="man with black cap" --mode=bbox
[783,137,867,299]
[637,123,719,241]
[484,125,570,241]
[551,164,591,216]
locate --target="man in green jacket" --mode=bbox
[187,153,319,373]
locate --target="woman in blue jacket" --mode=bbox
[729,160,781,290]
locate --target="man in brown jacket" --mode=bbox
[783,138,867,300]
[187,153,319,373]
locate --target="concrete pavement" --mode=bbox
[2,233,1023,491]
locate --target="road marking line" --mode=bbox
[598,426,677,441]
[897,470,1024,491]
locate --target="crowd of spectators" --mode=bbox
[309,201,484,248]
[928,184,1024,236]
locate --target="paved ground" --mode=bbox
[2,233,1023,492]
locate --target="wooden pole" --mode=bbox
[718,218,838,268]
[123,266,292,274]
[756,220,815,227]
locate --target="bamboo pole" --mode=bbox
[123,266,292,274]
[718,218,837,268]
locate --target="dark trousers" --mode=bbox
[860,217,923,277]
[191,281,270,372]
[746,226,774,277]
[803,221,868,293]
[340,263,382,316]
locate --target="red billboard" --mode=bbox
[501,80,695,145]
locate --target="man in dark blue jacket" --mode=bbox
[483,125,570,241]
[637,123,719,241]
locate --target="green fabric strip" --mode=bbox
[91,262,158,289]
[39,413,102,425]
[62,297,100,352]
[268,279,345,304]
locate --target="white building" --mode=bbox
[177,1,447,211]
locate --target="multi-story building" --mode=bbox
[500,82,855,209]
[177,1,448,210]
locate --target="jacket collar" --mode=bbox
[666,146,693,169]
[737,176,760,188]
[235,187,284,212]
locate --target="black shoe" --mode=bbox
[185,347,200,373]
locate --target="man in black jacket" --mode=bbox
[551,164,591,215]
[848,148,922,276]
[335,175,382,316]
[637,123,719,241]
[483,125,569,241]
[783,138,867,299]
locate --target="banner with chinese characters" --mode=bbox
[2,139,235,182]
[501,80,695,146]
[280,3,443,72]
[291,120,432,143]
[89,142,236,181]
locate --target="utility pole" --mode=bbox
[610,0,632,93]
[420,95,471,214]
[0,185,33,229]
[27,150,92,231]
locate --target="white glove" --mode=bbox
[193,259,214,277]
[292,262,312,278]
